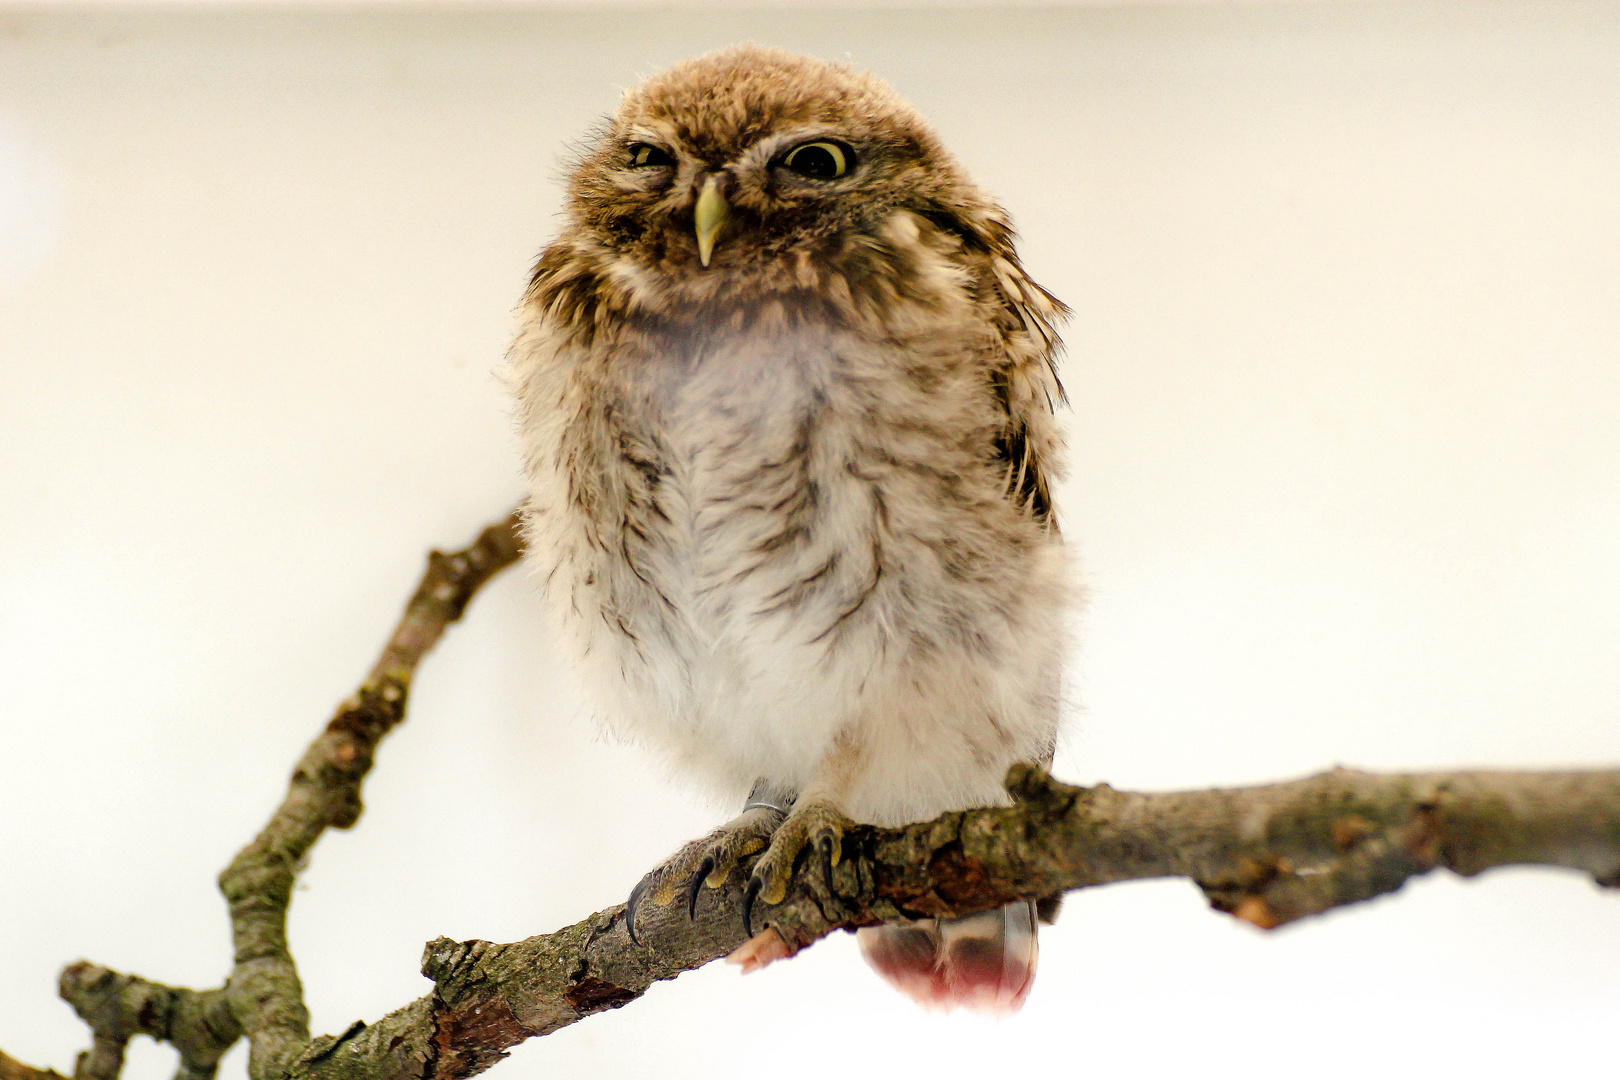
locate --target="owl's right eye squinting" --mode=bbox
[628,144,676,168]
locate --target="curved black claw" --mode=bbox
[744,799,850,912]
[741,876,763,939]
[625,804,786,944]
[625,877,649,945]
[684,856,715,920]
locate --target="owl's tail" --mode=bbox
[856,900,1037,1014]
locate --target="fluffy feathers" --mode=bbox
[509,44,1069,1008]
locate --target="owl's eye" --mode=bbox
[781,141,852,179]
[628,143,675,168]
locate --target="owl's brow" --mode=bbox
[622,125,679,150]
[732,127,854,168]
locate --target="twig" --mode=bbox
[19,513,523,1080]
[56,965,237,1080]
[217,512,524,1080]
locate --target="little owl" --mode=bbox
[510,44,1068,1012]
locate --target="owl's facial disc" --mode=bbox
[694,176,729,268]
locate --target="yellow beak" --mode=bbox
[694,176,729,268]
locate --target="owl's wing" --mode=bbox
[969,221,1069,531]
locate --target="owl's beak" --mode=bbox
[694,176,729,268]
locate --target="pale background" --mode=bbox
[3,2,1618,1077]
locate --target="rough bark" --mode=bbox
[55,965,238,1080]
[7,511,1617,1080]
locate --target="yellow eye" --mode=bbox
[629,143,675,168]
[782,141,851,179]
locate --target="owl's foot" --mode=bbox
[625,803,786,943]
[741,799,852,936]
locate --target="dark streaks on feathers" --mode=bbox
[810,536,885,644]
[755,553,840,618]
[751,479,820,518]
[599,606,640,645]
[988,370,1055,528]
[510,46,1071,1013]
[620,447,665,487]
[869,484,891,530]
[750,523,811,557]
[512,53,1070,977]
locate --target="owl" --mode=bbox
[509,44,1069,1012]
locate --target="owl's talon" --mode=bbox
[685,856,714,919]
[624,803,784,941]
[740,799,852,929]
[741,876,763,938]
[625,879,648,945]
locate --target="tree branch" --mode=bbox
[57,965,238,1080]
[9,511,1617,1080]
[293,762,1620,1080]
[216,513,524,1080]
[16,513,523,1080]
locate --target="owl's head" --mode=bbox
[559,45,1008,309]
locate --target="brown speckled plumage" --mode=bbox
[509,45,1069,1011]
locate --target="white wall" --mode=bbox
[2,3,1618,1077]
